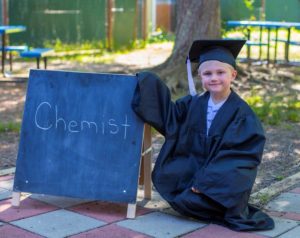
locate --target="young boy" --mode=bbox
[132,39,274,231]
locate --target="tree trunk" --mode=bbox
[153,0,221,93]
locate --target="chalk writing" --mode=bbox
[34,101,131,139]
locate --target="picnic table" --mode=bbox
[0,25,26,75]
[227,20,300,63]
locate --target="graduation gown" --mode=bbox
[132,71,274,231]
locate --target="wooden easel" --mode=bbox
[127,124,152,218]
[12,124,153,219]
[139,124,152,199]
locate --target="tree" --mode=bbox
[153,0,221,92]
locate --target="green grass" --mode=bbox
[35,30,175,64]
[246,94,300,125]
[147,30,175,44]
[257,193,271,205]
[44,39,105,52]
[0,122,21,133]
[275,175,285,181]
[52,52,117,64]
[43,30,174,52]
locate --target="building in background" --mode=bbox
[155,0,176,33]
[156,0,300,33]
[2,0,154,50]
[264,0,300,22]
[2,0,300,49]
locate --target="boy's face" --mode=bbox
[198,60,237,99]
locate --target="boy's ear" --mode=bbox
[232,69,237,79]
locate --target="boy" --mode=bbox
[132,39,274,231]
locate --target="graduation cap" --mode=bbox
[186,39,246,96]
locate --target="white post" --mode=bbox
[152,0,156,33]
[11,192,21,207]
[126,203,137,219]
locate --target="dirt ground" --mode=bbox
[0,43,299,194]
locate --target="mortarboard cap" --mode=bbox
[186,39,246,96]
[188,39,246,69]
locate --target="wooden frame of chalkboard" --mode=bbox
[11,70,152,218]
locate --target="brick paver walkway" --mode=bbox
[1,174,300,238]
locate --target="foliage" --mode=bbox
[275,175,285,181]
[34,30,175,64]
[0,122,21,133]
[42,30,174,54]
[243,0,259,20]
[257,193,271,205]
[147,30,175,44]
[246,94,300,125]
[243,0,255,11]
[129,39,147,50]
[44,39,105,52]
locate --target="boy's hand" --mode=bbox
[191,187,201,194]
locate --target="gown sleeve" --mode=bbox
[192,113,266,208]
[132,71,192,137]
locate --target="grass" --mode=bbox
[26,31,175,64]
[44,39,105,52]
[147,30,175,44]
[246,94,300,125]
[0,122,21,133]
[275,175,285,181]
[257,193,271,205]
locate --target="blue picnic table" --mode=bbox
[227,20,300,63]
[0,25,26,75]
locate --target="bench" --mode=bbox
[4,45,28,71]
[272,39,300,46]
[20,48,54,69]
[272,39,300,62]
[223,38,268,61]
[246,41,268,46]
[245,40,268,61]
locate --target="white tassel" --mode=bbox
[186,57,197,96]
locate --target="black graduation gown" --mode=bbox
[132,71,274,231]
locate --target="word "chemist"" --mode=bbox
[34,101,131,139]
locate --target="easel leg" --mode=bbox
[143,124,152,199]
[143,157,152,199]
[126,203,137,219]
[11,192,21,207]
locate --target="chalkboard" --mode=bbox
[13,70,144,204]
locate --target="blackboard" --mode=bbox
[13,70,144,203]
